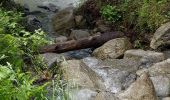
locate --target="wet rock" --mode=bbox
[52,7,75,35]
[82,57,137,93]
[150,75,170,97]
[54,36,67,43]
[65,48,92,59]
[23,15,42,32]
[69,88,97,100]
[38,3,59,12]
[69,29,90,40]
[103,59,139,73]
[95,92,117,100]
[117,73,157,100]
[93,38,132,60]
[150,22,170,49]
[148,59,170,77]
[124,49,165,68]
[60,60,95,89]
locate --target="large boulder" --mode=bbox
[95,92,117,100]
[60,60,95,89]
[117,73,157,100]
[52,7,75,35]
[150,75,170,97]
[148,59,170,76]
[54,36,67,43]
[150,22,170,49]
[40,53,66,68]
[69,29,90,40]
[82,57,138,93]
[69,88,97,100]
[93,38,132,60]
[124,49,165,68]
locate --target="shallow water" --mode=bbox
[13,0,91,59]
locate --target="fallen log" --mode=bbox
[39,32,124,53]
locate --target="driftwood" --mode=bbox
[39,32,124,54]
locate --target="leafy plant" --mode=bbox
[100,5,121,22]
[0,56,48,100]
[0,8,51,99]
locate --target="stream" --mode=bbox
[11,0,170,100]
[13,0,91,59]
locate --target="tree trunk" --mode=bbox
[39,32,124,53]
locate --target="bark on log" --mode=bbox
[39,32,124,53]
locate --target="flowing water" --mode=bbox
[13,0,91,59]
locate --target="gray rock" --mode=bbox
[150,22,170,49]
[124,49,165,68]
[163,50,170,59]
[150,75,170,97]
[60,60,95,89]
[69,88,97,100]
[24,15,42,32]
[95,92,118,100]
[136,68,149,76]
[82,57,137,93]
[148,59,170,76]
[162,97,170,100]
[52,7,75,35]
[69,29,90,40]
[38,3,59,12]
[54,36,67,43]
[117,73,157,100]
[40,53,65,67]
[93,38,132,60]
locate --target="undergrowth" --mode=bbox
[0,7,68,99]
[79,0,170,48]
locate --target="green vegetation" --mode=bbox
[100,5,121,22]
[0,8,49,99]
[98,0,169,48]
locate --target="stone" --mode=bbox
[82,57,137,93]
[93,38,132,60]
[40,53,65,67]
[150,22,170,49]
[150,75,170,97]
[136,68,149,76]
[163,50,170,59]
[38,2,59,12]
[54,36,67,43]
[162,97,170,100]
[69,88,97,100]
[23,15,42,32]
[95,92,117,100]
[124,49,165,68]
[60,60,95,89]
[117,73,157,100]
[148,59,170,76]
[69,29,90,40]
[52,7,75,34]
